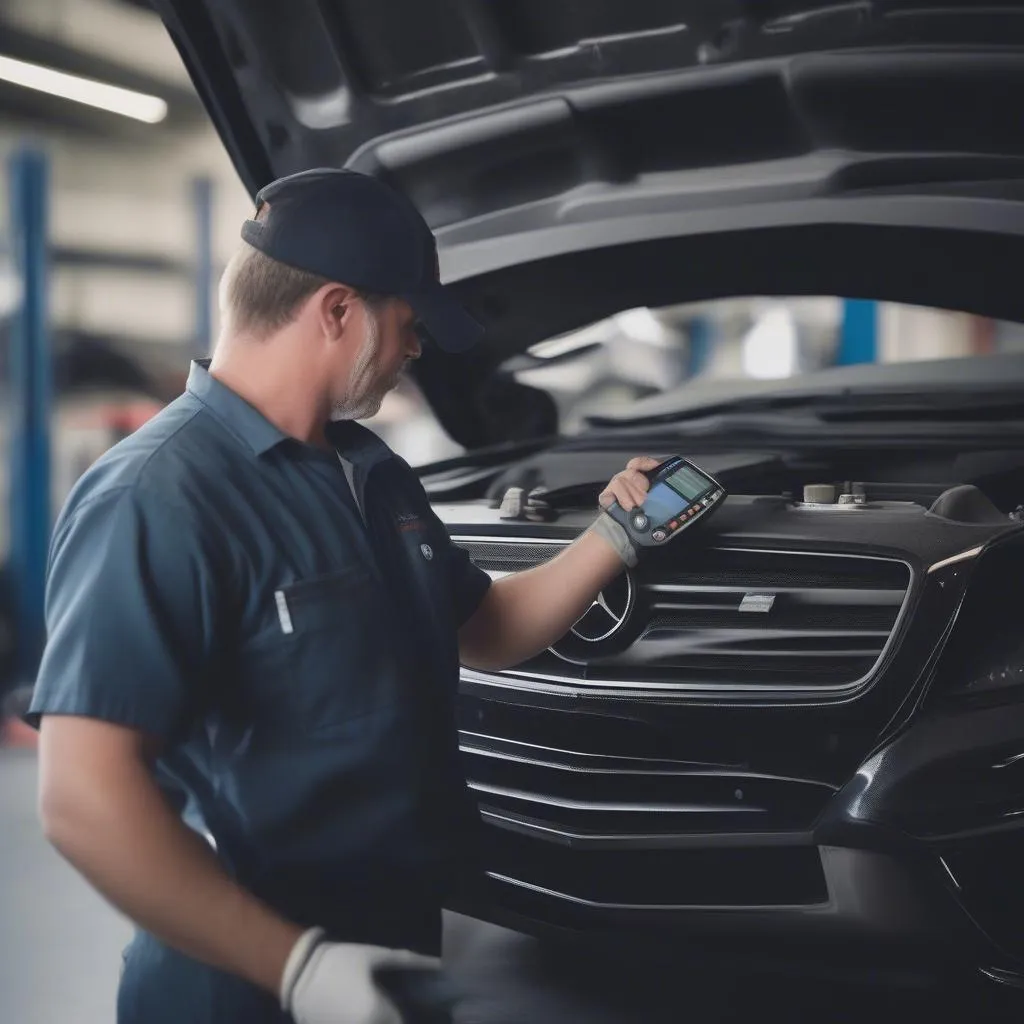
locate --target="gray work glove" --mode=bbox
[587,510,639,568]
[281,927,441,1024]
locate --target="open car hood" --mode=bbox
[153,0,1024,449]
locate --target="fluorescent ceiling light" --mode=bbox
[0,54,167,123]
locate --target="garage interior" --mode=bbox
[4,1,1024,1021]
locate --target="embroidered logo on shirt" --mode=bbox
[396,510,425,533]
[420,544,434,561]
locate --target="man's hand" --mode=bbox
[281,928,443,1024]
[597,456,662,511]
[589,456,662,568]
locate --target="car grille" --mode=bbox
[454,538,913,697]
[451,537,895,910]
[457,724,833,909]
[459,726,837,835]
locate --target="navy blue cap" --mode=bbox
[240,168,483,353]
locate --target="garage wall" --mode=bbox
[0,130,253,356]
[0,0,254,360]
[878,304,974,363]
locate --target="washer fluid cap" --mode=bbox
[803,484,837,504]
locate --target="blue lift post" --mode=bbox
[193,176,214,355]
[837,299,878,365]
[7,147,52,682]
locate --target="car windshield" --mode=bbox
[363,296,1024,465]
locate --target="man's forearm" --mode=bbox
[38,717,303,995]
[458,526,627,671]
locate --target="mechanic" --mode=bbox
[26,168,655,1024]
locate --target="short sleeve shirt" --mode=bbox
[28,360,491,936]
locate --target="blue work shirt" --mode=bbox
[28,360,491,952]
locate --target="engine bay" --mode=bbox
[422,444,1024,528]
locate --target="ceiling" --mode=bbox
[0,0,206,140]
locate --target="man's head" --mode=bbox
[215,168,483,422]
[218,239,422,420]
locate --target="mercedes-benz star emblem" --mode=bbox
[571,572,635,642]
[547,571,637,666]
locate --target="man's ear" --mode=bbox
[316,284,359,341]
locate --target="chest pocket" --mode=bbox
[238,567,403,735]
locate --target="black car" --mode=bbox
[155,0,1024,993]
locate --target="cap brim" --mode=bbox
[403,282,484,354]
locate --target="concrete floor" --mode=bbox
[1,747,134,1023]
[0,746,1017,1023]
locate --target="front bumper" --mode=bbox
[450,698,1024,980]
[449,833,1022,984]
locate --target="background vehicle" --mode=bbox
[155,0,1024,991]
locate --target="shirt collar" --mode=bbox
[186,359,290,456]
[186,359,395,468]
[326,419,394,469]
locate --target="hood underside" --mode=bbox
[152,0,1024,448]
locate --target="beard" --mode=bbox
[329,308,393,422]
